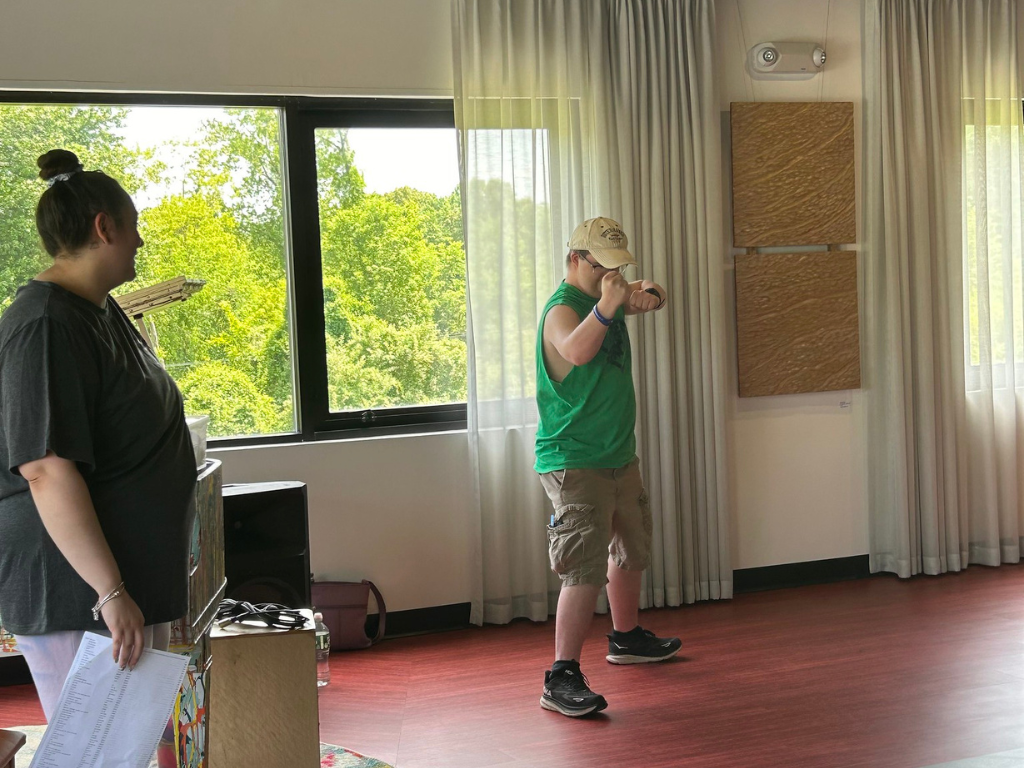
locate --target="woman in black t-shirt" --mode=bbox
[0,149,196,721]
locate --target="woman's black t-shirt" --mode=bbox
[0,280,197,635]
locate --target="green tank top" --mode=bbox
[534,281,636,473]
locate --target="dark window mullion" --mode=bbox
[283,103,330,440]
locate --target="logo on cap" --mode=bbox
[601,226,626,246]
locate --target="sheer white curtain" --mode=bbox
[452,1,593,625]
[591,0,730,607]
[452,0,730,625]
[863,0,1024,577]
[962,0,1024,565]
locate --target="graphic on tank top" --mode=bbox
[601,320,628,371]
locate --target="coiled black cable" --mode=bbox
[216,598,307,630]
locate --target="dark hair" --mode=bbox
[35,149,134,257]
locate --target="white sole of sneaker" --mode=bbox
[605,648,680,664]
[539,695,604,717]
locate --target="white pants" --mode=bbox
[15,623,171,722]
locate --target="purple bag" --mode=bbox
[311,580,386,650]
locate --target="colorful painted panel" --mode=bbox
[0,619,17,653]
[170,633,210,768]
[166,460,223,768]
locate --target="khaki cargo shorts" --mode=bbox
[538,456,652,588]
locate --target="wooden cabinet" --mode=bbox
[208,611,320,768]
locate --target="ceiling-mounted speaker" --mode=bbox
[748,42,825,80]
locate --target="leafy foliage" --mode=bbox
[0,105,146,311]
[0,106,466,437]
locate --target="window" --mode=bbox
[0,101,295,439]
[963,97,1024,390]
[316,127,465,416]
[0,95,466,442]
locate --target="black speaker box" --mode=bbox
[222,481,312,609]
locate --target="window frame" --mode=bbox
[0,91,467,446]
[961,97,1024,392]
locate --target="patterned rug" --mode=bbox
[11,724,394,768]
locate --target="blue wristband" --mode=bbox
[592,305,613,326]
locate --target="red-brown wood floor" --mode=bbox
[4,566,1024,767]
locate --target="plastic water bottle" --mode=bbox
[314,611,331,688]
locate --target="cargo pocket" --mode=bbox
[547,504,593,576]
[639,490,652,541]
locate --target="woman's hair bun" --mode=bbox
[37,149,83,182]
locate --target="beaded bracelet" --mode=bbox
[92,581,125,620]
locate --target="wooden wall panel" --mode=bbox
[735,251,860,398]
[731,102,855,247]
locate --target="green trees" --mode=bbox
[320,183,466,410]
[0,105,466,437]
[0,105,143,311]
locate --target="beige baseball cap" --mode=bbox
[567,217,637,269]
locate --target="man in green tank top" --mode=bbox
[536,217,681,718]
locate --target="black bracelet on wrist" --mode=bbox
[592,304,613,326]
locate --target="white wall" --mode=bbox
[0,0,870,612]
[0,0,454,97]
[212,433,475,613]
[718,0,869,568]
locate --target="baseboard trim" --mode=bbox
[734,555,870,593]
[366,602,473,640]
[371,559,872,638]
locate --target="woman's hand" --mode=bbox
[100,591,146,670]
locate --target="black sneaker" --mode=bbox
[606,627,682,664]
[540,664,608,717]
